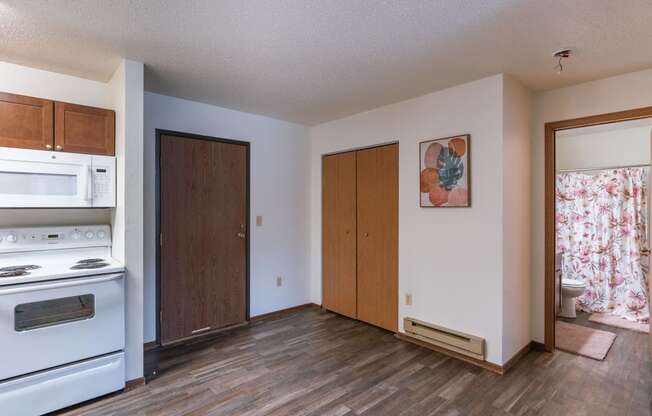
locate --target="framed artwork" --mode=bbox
[419,134,470,207]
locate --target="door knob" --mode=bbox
[45,144,52,150]
[55,145,63,151]
[364,232,369,237]
[237,232,246,239]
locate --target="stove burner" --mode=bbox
[71,262,109,270]
[76,258,106,264]
[0,265,41,272]
[0,270,28,278]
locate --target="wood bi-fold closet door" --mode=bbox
[160,134,247,345]
[356,145,398,332]
[322,144,398,332]
[322,151,358,318]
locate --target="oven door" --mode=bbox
[0,147,93,207]
[0,273,124,381]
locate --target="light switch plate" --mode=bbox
[256,216,263,226]
[276,276,282,287]
[405,293,413,306]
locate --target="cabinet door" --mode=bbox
[55,102,115,156]
[0,92,54,151]
[356,144,398,332]
[322,151,358,318]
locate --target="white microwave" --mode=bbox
[0,147,115,208]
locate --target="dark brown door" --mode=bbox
[322,151,357,319]
[356,144,398,332]
[160,134,247,345]
[54,102,115,155]
[0,92,53,151]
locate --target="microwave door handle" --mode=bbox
[80,164,92,202]
[79,164,88,201]
[87,165,93,201]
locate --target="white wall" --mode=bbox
[530,68,652,342]
[0,61,112,226]
[556,121,652,170]
[501,76,532,362]
[310,75,511,364]
[143,92,311,343]
[109,60,145,381]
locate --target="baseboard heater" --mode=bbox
[403,317,485,361]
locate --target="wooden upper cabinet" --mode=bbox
[55,102,115,156]
[0,91,115,156]
[0,92,54,151]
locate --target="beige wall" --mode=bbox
[556,120,652,170]
[109,60,145,381]
[530,68,652,342]
[310,75,535,365]
[502,76,532,362]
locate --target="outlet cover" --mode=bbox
[405,293,413,305]
[276,276,282,287]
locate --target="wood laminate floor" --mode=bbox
[57,306,651,416]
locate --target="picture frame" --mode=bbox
[419,134,471,207]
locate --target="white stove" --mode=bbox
[0,225,126,416]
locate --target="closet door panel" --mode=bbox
[356,144,398,332]
[322,151,357,318]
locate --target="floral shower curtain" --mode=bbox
[556,167,650,322]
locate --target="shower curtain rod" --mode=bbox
[557,163,650,173]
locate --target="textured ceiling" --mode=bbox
[1,1,651,125]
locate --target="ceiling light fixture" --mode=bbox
[553,49,572,74]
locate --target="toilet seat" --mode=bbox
[562,278,585,288]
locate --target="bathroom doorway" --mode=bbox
[544,106,652,358]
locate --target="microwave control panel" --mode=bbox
[93,167,110,197]
[90,156,115,207]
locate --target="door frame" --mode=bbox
[543,106,652,352]
[155,129,251,346]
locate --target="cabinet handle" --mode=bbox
[364,232,370,238]
[45,144,52,150]
[55,145,63,151]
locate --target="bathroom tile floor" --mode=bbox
[56,307,651,415]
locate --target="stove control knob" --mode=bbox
[97,230,106,239]
[85,231,94,239]
[6,233,17,243]
[71,231,82,240]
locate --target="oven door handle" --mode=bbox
[0,273,124,295]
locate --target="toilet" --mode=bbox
[560,278,587,318]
